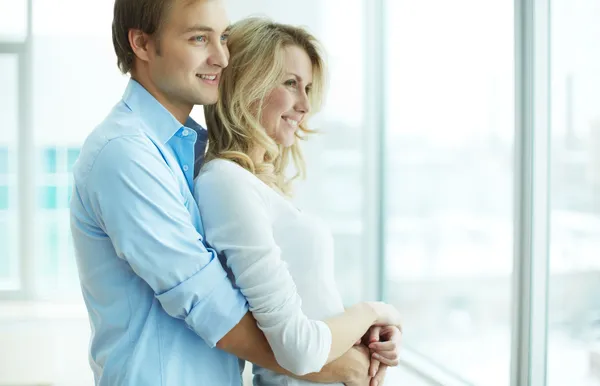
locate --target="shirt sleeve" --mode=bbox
[83,135,248,348]
[194,161,332,376]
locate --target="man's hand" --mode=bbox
[342,345,372,386]
[370,364,387,386]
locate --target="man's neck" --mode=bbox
[131,73,192,125]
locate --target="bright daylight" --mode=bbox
[0,0,599,385]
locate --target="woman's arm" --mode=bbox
[194,160,400,376]
[217,312,373,384]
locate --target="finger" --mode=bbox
[372,352,399,367]
[369,355,380,377]
[369,326,382,343]
[380,325,402,341]
[370,364,388,386]
[371,349,398,361]
[368,341,396,352]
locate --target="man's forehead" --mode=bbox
[165,0,230,32]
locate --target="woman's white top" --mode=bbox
[193,159,345,385]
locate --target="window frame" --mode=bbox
[510,0,551,385]
[374,0,553,385]
[1,0,557,384]
[0,0,34,301]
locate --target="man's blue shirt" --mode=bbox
[70,79,249,386]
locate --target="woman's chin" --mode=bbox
[278,135,296,148]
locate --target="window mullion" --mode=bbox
[17,0,35,300]
[511,0,551,385]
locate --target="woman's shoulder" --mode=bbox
[200,158,245,175]
[195,158,265,192]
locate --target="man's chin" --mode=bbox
[194,94,218,106]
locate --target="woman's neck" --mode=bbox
[249,145,266,165]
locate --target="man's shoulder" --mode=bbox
[90,102,148,146]
[73,103,157,182]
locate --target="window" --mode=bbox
[548,0,600,384]
[0,53,19,290]
[384,0,514,384]
[0,148,8,174]
[30,0,128,297]
[293,0,369,305]
[0,186,8,210]
[2,0,597,385]
[0,0,27,42]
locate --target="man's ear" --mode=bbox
[128,29,152,63]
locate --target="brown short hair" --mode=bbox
[111,0,175,74]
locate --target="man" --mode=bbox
[70,0,397,385]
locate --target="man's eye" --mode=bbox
[193,36,207,43]
[220,34,229,42]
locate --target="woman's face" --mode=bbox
[260,45,313,147]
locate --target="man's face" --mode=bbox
[147,0,230,110]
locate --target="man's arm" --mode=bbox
[83,135,248,347]
[217,312,372,385]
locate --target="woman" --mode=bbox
[194,18,401,385]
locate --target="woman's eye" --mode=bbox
[193,36,207,43]
[285,79,297,87]
[220,34,229,42]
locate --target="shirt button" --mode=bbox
[183,165,189,172]
[182,129,189,137]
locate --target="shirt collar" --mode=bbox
[122,78,205,143]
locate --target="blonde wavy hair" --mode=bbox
[204,17,326,196]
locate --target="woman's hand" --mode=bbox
[368,325,402,367]
[363,324,403,386]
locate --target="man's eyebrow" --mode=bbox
[183,25,232,34]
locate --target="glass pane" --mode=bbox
[0,216,16,290]
[42,147,57,173]
[38,185,57,209]
[31,0,127,296]
[0,53,19,289]
[0,186,8,210]
[0,54,18,153]
[0,0,27,41]
[0,220,8,278]
[548,0,600,385]
[306,0,366,305]
[0,147,8,174]
[29,3,119,298]
[384,0,514,384]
